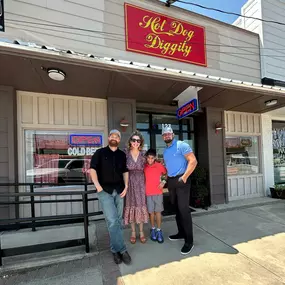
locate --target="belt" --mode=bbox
[168,174,184,179]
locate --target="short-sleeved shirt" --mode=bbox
[163,140,193,177]
[90,146,128,194]
[144,162,167,196]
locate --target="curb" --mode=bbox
[194,199,284,217]
[0,250,100,277]
[163,199,284,221]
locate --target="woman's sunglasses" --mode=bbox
[131,138,141,143]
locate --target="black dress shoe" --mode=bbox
[121,251,131,265]
[181,243,194,255]
[113,252,122,264]
[168,233,185,241]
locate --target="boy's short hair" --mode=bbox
[145,148,156,157]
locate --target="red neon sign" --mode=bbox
[176,98,198,119]
[69,135,103,146]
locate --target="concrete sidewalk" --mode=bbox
[119,202,285,285]
[1,201,285,285]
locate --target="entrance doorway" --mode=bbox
[136,112,195,155]
[136,112,195,215]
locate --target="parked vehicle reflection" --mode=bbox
[26,158,91,186]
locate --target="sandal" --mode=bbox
[130,232,136,244]
[139,231,147,244]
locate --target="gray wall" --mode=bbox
[4,0,261,83]
[195,108,227,205]
[107,98,136,149]
[0,86,17,219]
[206,108,227,205]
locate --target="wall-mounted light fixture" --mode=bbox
[120,118,129,132]
[265,99,277,107]
[47,68,66,81]
[215,122,224,134]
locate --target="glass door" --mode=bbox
[155,133,179,161]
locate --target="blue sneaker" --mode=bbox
[156,230,164,244]
[150,228,157,241]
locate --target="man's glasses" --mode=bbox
[131,138,141,143]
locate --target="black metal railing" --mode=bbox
[0,182,103,266]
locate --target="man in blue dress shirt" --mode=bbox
[162,126,197,255]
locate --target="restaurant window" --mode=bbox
[226,136,260,176]
[152,114,180,131]
[136,113,150,129]
[136,112,195,161]
[24,130,104,188]
[272,121,285,184]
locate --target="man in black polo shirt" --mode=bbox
[90,129,131,265]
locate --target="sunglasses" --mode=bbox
[131,138,141,143]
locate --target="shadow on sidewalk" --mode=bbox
[117,220,237,276]
[116,202,285,277]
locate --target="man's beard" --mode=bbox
[109,140,119,147]
[164,138,173,144]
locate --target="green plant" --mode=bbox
[192,166,207,184]
[274,184,285,191]
[271,184,285,199]
[191,166,209,208]
[193,184,208,199]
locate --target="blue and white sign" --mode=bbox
[176,98,198,120]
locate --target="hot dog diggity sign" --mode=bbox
[124,3,207,66]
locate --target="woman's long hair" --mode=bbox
[127,130,145,151]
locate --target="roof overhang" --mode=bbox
[1,41,285,113]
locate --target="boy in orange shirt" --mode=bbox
[144,149,167,243]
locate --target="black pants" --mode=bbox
[168,175,193,245]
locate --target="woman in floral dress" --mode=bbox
[124,130,148,244]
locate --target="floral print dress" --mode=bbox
[123,150,148,225]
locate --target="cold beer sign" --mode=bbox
[124,3,207,66]
[67,134,103,157]
[176,98,198,120]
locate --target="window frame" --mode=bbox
[225,134,262,176]
[272,120,285,184]
[23,129,105,188]
[136,111,195,153]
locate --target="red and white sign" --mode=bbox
[124,3,207,67]
[176,98,198,119]
[69,134,102,146]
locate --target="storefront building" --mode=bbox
[234,0,285,194]
[1,0,285,220]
